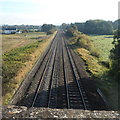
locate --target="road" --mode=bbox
[12,30,107,110]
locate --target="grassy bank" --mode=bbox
[2,31,57,104]
[68,33,118,110]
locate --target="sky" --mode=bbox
[0,0,119,25]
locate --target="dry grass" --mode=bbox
[2,32,46,53]
[77,48,107,76]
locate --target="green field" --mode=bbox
[90,35,114,61]
[89,35,118,110]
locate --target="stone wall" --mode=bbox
[2,105,119,119]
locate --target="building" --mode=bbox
[16,30,22,34]
[3,28,17,34]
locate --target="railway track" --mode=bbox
[62,35,90,110]
[16,30,96,110]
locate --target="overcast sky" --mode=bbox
[0,0,119,25]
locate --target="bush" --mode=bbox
[66,28,100,58]
[90,50,100,58]
[99,61,110,68]
[110,30,120,81]
[47,29,56,35]
[78,35,100,58]
[75,34,93,50]
[66,27,80,37]
[22,29,29,33]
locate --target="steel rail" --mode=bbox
[31,34,59,107]
[61,37,70,109]
[63,35,87,110]
[47,37,59,108]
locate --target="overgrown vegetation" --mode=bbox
[110,30,120,82]
[2,41,42,101]
[47,28,56,35]
[3,41,41,82]
[41,24,56,33]
[66,26,100,58]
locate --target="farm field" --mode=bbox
[90,35,114,62]
[2,32,46,53]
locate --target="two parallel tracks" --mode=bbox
[17,30,90,110]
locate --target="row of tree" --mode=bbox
[2,25,41,30]
[62,19,120,35]
[2,24,57,34]
[41,24,56,34]
[41,24,56,32]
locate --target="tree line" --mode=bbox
[41,24,56,34]
[2,24,57,34]
[62,19,120,35]
[2,25,41,30]
[110,29,120,82]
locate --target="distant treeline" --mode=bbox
[62,19,120,35]
[1,24,57,34]
[41,24,56,34]
[41,24,56,32]
[2,25,41,30]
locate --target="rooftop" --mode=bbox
[3,28,17,30]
